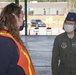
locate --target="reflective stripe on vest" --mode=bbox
[0,31,36,75]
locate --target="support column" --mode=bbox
[24,0,27,35]
[15,0,19,4]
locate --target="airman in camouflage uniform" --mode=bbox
[52,12,76,75]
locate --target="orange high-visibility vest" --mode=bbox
[0,31,36,75]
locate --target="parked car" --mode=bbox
[31,19,46,27]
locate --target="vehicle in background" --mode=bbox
[31,19,46,27]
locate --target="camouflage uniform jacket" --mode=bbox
[52,32,76,75]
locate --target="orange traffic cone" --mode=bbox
[28,29,30,35]
[36,32,38,35]
[58,28,60,33]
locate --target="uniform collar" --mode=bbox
[65,32,76,39]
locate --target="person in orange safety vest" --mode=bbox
[0,3,36,75]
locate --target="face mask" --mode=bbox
[12,13,24,31]
[63,24,75,33]
[19,21,24,31]
[17,18,24,31]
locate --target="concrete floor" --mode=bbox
[21,35,56,75]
